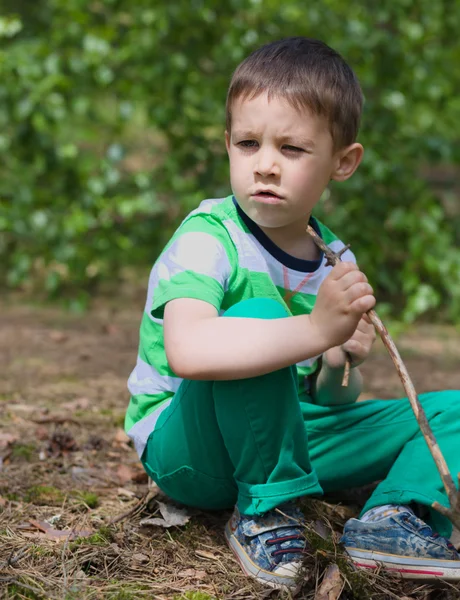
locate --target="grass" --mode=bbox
[1,301,460,599]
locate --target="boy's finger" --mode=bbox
[339,270,369,292]
[329,261,358,280]
[346,282,374,305]
[349,294,376,315]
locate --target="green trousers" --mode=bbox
[142,298,460,538]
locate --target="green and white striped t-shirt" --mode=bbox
[125,195,355,457]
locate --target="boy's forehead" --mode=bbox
[231,94,328,138]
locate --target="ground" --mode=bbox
[1,300,460,600]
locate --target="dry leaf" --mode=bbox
[28,519,92,542]
[312,519,330,540]
[140,501,190,528]
[315,564,342,600]
[35,426,49,441]
[49,330,68,343]
[117,487,136,498]
[132,470,148,484]
[116,464,135,484]
[0,433,18,450]
[61,397,91,411]
[178,568,207,580]
[47,429,79,456]
[195,549,220,561]
[113,429,130,444]
[132,553,149,564]
[8,404,38,415]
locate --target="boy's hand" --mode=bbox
[310,262,375,350]
[324,314,376,369]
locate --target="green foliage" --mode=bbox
[24,485,65,505]
[73,491,99,509]
[1,0,460,319]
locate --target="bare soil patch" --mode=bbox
[0,302,459,599]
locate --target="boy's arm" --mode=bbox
[164,262,375,381]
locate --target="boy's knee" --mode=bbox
[223,298,288,320]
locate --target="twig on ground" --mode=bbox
[307,224,460,529]
[109,487,158,525]
[0,546,30,569]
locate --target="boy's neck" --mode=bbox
[259,223,321,262]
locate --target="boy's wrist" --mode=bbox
[306,314,333,357]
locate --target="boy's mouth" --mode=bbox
[251,189,284,203]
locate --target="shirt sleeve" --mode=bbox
[149,222,234,319]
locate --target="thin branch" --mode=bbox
[306,224,460,528]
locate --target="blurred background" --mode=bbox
[1,0,459,322]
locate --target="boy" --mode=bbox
[125,37,460,589]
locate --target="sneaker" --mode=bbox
[341,510,460,580]
[225,503,308,589]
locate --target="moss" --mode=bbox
[71,525,113,548]
[11,443,36,462]
[106,589,150,600]
[73,491,99,509]
[5,492,19,501]
[303,526,374,600]
[112,413,126,428]
[24,485,65,506]
[6,583,42,599]
[30,545,55,557]
[174,593,217,600]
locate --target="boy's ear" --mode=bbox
[225,130,230,154]
[331,143,364,182]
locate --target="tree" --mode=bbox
[1,0,459,319]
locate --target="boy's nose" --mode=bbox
[254,149,280,178]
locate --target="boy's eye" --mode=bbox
[237,140,259,148]
[283,145,304,153]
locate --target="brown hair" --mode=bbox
[226,37,363,150]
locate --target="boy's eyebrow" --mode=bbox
[231,130,316,149]
[278,135,316,149]
[231,129,261,140]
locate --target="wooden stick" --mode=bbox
[306,225,460,528]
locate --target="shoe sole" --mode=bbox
[347,547,460,580]
[224,521,300,590]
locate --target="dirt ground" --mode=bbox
[1,299,460,600]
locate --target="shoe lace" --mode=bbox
[265,532,307,562]
[432,532,457,552]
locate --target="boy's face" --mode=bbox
[226,93,361,243]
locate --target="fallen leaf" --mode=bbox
[113,429,130,444]
[61,397,91,411]
[49,331,68,343]
[8,404,38,415]
[178,568,207,580]
[312,519,330,540]
[35,426,49,441]
[102,323,119,335]
[34,415,79,426]
[74,570,88,580]
[116,464,135,485]
[132,552,149,564]
[132,470,148,484]
[117,487,136,498]
[140,501,191,528]
[28,519,92,542]
[195,550,220,561]
[47,429,79,456]
[315,564,342,600]
[0,433,18,450]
